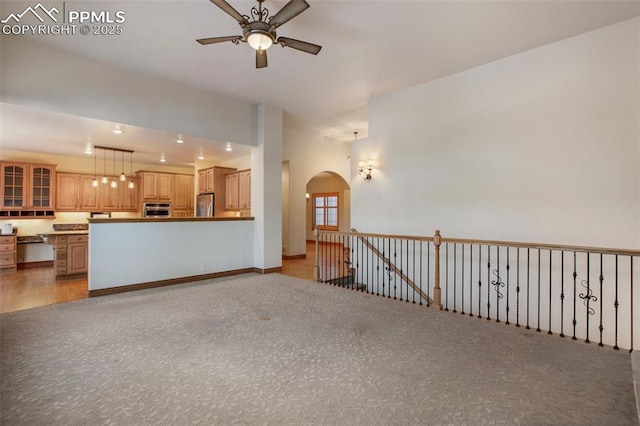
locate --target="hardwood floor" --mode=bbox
[0,267,87,314]
[1,242,329,314]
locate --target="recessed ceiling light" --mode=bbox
[160,153,166,163]
[176,134,184,144]
[198,148,204,160]
[113,124,124,135]
[225,142,232,152]
[84,142,93,155]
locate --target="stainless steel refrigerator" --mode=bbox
[196,193,214,217]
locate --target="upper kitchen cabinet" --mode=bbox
[56,172,137,212]
[138,171,173,201]
[173,174,194,217]
[0,162,56,218]
[225,169,251,216]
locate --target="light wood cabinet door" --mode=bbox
[225,172,239,210]
[173,174,192,211]
[29,165,55,209]
[120,178,138,211]
[198,170,207,194]
[205,169,214,192]
[56,173,80,211]
[101,182,119,210]
[67,236,88,275]
[1,163,28,210]
[239,170,251,210]
[141,172,158,199]
[157,174,173,200]
[79,175,100,211]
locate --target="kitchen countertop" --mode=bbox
[88,217,254,224]
[37,230,89,236]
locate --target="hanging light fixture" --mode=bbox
[92,148,98,187]
[128,151,135,189]
[101,148,108,184]
[120,152,126,181]
[198,148,204,160]
[110,150,118,188]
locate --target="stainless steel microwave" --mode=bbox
[143,202,171,218]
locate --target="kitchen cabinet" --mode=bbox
[225,169,251,215]
[0,234,17,269]
[173,174,194,217]
[238,169,251,212]
[56,172,137,212]
[1,162,56,217]
[197,167,236,216]
[225,172,239,210]
[52,234,88,277]
[139,171,173,201]
[198,168,215,194]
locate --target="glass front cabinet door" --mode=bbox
[1,163,56,210]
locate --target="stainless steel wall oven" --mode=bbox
[143,202,171,218]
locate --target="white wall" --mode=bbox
[252,104,283,270]
[89,220,254,290]
[282,127,351,256]
[352,17,640,249]
[1,36,257,146]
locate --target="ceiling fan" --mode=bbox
[197,0,322,69]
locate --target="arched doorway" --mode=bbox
[282,171,350,281]
[305,171,351,242]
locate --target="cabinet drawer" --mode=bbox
[0,253,16,266]
[68,235,88,243]
[0,236,15,244]
[0,243,15,252]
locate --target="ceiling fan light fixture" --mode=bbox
[247,31,273,51]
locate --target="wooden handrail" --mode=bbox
[439,237,639,257]
[354,233,433,305]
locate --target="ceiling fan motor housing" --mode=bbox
[243,21,276,50]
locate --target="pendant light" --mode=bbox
[110,150,118,188]
[92,148,98,187]
[120,151,126,181]
[128,152,135,189]
[101,148,108,184]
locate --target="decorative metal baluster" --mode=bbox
[393,239,397,299]
[487,246,491,321]
[598,253,604,346]
[505,248,510,325]
[427,241,431,307]
[560,251,565,337]
[445,243,449,311]
[419,240,423,306]
[453,243,457,313]
[461,244,465,315]
[572,251,577,340]
[548,250,552,335]
[516,248,521,327]
[584,254,591,343]
[412,240,416,304]
[494,246,501,323]
[526,249,531,330]
[614,255,619,350]
[469,244,474,317]
[376,238,380,296]
[478,245,482,319]
[536,249,541,333]
[399,240,403,301]
[631,259,634,353]
[382,238,387,298]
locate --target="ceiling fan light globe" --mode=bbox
[247,31,273,50]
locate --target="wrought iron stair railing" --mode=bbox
[315,229,640,351]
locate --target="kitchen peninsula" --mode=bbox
[87,216,258,296]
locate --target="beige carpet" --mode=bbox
[1,273,637,425]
